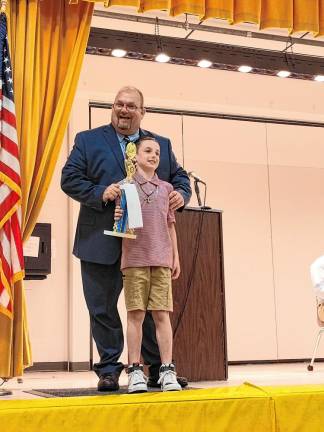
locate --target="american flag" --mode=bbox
[0,13,24,319]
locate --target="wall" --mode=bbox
[24,135,69,365]
[24,49,324,367]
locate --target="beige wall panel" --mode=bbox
[91,107,111,129]
[183,116,267,166]
[142,112,184,165]
[269,164,324,359]
[78,55,324,123]
[183,116,277,360]
[25,137,69,362]
[267,124,324,169]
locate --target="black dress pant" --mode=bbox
[81,260,161,377]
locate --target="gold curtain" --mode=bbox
[0,0,93,378]
[81,0,324,35]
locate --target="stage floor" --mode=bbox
[2,361,324,400]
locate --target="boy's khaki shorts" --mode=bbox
[122,266,173,312]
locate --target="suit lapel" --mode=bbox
[140,128,150,138]
[103,124,126,176]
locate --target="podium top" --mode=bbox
[184,206,223,213]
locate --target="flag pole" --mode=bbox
[0,1,7,13]
[0,0,15,398]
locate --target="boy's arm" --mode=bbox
[169,222,180,280]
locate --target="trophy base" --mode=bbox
[104,230,137,239]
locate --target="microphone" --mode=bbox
[188,171,206,185]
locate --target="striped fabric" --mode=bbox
[0,13,24,319]
[121,172,175,271]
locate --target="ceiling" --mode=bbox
[92,4,324,58]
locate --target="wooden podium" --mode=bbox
[171,207,228,381]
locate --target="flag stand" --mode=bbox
[0,379,12,396]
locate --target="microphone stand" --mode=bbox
[193,179,211,210]
[194,179,202,207]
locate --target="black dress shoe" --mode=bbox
[147,375,188,388]
[97,373,120,392]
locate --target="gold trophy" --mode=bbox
[104,141,141,239]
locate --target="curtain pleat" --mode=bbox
[0,0,93,378]
[85,0,324,35]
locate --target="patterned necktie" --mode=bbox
[122,135,130,157]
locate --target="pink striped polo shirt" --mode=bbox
[121,172,175,270]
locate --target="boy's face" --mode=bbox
[136,140,160,171]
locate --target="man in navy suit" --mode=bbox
[61,86,191,391]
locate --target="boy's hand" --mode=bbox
[103,183,121,202]
[114,205,124,221]
[172,254,181,280]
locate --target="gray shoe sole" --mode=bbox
[162,384,182,392]
[128,384,148,394]
[128,389,148,394]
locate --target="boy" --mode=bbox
[114,136,182,393]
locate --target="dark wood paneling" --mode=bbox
[25,362,90,372]
[171,208,227,381]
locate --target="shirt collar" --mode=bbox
[134,172,159,186]
[116,130,140,143]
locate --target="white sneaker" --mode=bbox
[128,364,148,393]
[158,364,182,392]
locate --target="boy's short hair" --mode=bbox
[135,135,159,149]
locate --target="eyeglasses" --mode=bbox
[113,102,141,112]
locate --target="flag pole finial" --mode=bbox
[0,1,7,13]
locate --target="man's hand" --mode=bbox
[114,205,123,221]
[169,190,184,211]
[103,184,121,203]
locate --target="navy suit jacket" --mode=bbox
[61,124,192,265]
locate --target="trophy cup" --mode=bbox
[104,141,143,239]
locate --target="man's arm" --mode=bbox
[61,133,119,211]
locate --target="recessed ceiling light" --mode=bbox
[238,65,252,73]
[314,75,324,82]
[155,53,170,63]
[277,70,291,78]
[197,59,212,68]
[111,49,127,58]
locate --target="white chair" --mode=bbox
[307,300,324,371]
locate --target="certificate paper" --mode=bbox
[121,183,143,229]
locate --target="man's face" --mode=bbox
[111,90,145,135]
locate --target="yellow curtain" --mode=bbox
[0,0,93,378]
[81,0,324,35]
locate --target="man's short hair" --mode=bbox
[117,86,144,108]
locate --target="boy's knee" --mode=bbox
[128,309,145,323]
[151,310,169,323]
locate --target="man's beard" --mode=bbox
[118,118,131,130]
